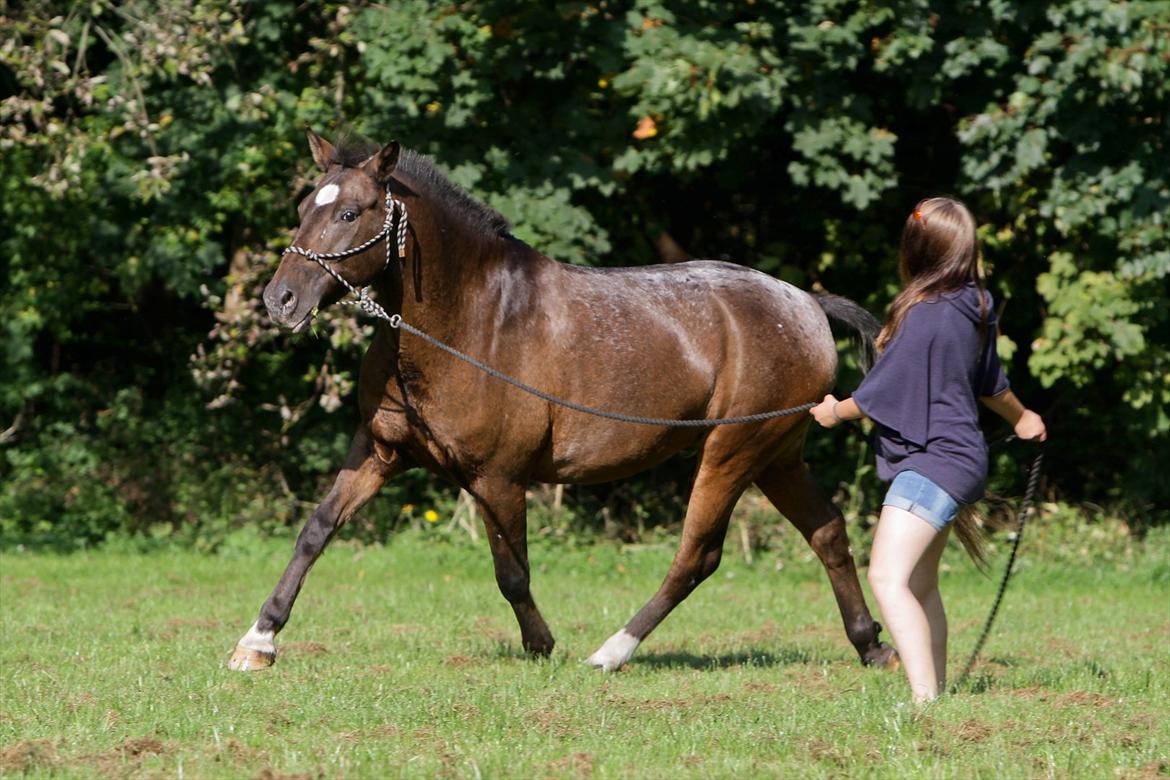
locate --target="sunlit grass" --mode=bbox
[1,523,1167,778]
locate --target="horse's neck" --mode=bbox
[385,199,515,331]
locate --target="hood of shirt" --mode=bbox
[939,282,991,326]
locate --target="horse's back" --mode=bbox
[555,259,836,381]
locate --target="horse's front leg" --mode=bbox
[474,480,555,655]
[228,428,404,671]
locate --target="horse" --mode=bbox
[228,129,897,673]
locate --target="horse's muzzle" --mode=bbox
[263,277,313,332]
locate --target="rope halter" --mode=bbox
[281,184,408,321]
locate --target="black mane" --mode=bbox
[329,140,511,237]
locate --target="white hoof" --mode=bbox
[586,629,640,671]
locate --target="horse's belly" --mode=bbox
[536,424,702,485]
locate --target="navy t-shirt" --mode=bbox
[851,283,1009,504]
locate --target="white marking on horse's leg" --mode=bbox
[314,183,339,206]
[238,621,275,652]
[585,629,640,672]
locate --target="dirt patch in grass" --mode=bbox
[0,740,59,773]
[473,616,508,642]
[541,752,594,780]
[530,706,577,738]
[263,705,295,733]
[1008,687,1118,708]
[604,693,732,712]
[950,719,993,744]
[283,641,329,657]
[221,737,268,767]
[1118,759,1170,780]
[779,667,851,700]
[1040,637,1092,660]
[68,691,98,712]
[73,736,170,777]
[806,737,850,767]
[119,737,167,756]
[252,769,313,780]
[0,576,42,594]
[741,681,781,694]
[802,735,882,767]
[444,653,478,668]
[736,620,784,644]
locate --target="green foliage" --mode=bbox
[2,0,1166,549]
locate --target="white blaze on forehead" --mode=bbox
[314,183,340,206]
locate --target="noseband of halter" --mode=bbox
[281,184,409,319]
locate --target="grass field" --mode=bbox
[1,515,1167,779]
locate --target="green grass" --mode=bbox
[1,520,1167,779]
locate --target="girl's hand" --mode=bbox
[1015,409,1047,442]
[810,394,842,428]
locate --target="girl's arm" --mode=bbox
[980,388,1047,441]
[810,395,865,428]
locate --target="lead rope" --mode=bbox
[950,444,1045,693]
[389,315,815,426]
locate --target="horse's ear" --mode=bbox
[306,128,336,172]
[367,140,400,183]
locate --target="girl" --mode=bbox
[811,197,1047,703]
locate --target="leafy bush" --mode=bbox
[2,0,1165,549]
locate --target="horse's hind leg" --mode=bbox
[586,463,747,671]
[754,459,897,668]
[474,480,555,655]
[228,427,403,671]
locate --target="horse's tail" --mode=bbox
[814,293,880,374]
[954,505,989,568]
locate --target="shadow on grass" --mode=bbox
[630,647,815,670]
[484,643,816,670]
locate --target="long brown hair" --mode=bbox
[878,197,990,565]
[875,197,987,353]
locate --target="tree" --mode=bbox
[2,1,1165,546]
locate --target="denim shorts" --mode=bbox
[882,470,961,532]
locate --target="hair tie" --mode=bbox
[913,209,925,223]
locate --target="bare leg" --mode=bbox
[867,505,946,701]
[909,527,951,691]
[587,465,745,671]
[474,480,554,655]
[228,428,403,670]
[755,460,897,668]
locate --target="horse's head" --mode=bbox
[263,129,401,331]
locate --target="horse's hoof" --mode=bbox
[865,643,900,671]
[228,645,276,671]
[524,642,555,658]
[586,629,640,672]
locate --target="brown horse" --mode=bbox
[228,130,897,672]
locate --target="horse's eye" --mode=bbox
[340,210,358,223]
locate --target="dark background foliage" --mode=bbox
[2,0,1167,548]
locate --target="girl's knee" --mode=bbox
[867,565,906,601]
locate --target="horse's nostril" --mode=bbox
[280,289,297,312]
